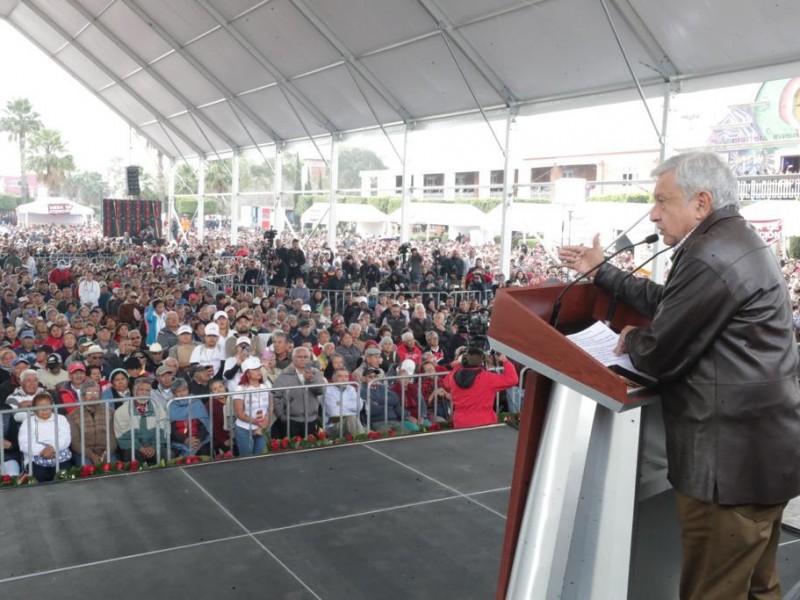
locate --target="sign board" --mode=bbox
[48,203,72,215]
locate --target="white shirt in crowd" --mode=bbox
[234,383,272,431]
[323,384,363,426]
[17,413,71,465]
[189,344,225,374]
[78,278,101,307]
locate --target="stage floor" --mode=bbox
[0,424,798,600]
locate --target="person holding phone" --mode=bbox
[233,356,271,455]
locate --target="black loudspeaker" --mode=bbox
[126,166,141,196]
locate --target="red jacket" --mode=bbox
[444,361,518,428]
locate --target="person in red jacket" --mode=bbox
[445,347,518,429]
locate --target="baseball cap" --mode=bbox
[242,356,262,371]
[300,304,311,311]
[204,323,220,337]
[213,310,228,321]
[178,325,193,335]
[19,330,35,340]
[68,362,86,373]
[46,353,62,365]
[77,336,93,347]
[12,357,30,367]
[236,337,251,346]
[399,359,417,374]
[148,342,163,352]
[123,356,141,369]
[357,296,368,304]
[86,344,104,356]
[156,364,175,376]
[364,367,381,376]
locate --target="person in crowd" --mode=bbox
[397,331,423,367]
[101,368,132,409]
[269,331,292,371]
[222,337,252,392]
[190,323,224,376]
[169,324,197,374]
[78,270,101,308]
[560,151,800,599]
[68,381,116,465]
[324,368,365,437]
[156,311,181,352]
[37,353,69,392]
[233,356,271,455]
[207,379,233,456]
[114,376,167,465]
[188,363,214,397]
[334,331,361,373]
[18,391,72,481]
[151,364,175,411]
[445,347,517,428]
[270,347,325,439]
[360,367,403,433]
[168,378,211,458]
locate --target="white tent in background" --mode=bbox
[16,197,94,226]
[387,203,490,240]
[301,202,388,236]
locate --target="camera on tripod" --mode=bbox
[455,311,491,353]
[259,229,277,262]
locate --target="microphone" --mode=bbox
[550,234,658,328]
[604,243,674,324]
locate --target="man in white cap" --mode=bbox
[168,324,197,375]
[189,323,224,376]
[213,310,233,342]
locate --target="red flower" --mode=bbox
[281,438,290,448]
[368,431,379,440]
[115,461,124,470]
[317,431,327,441]
[129,460,139,471]
[292,436,303,444]
[223,450,233,459]
[270,440,280,451]
[429,422,442,431]
[306,434,316,443]
[101,463,111,473]
[387,429,395,437]
[345,433,354,442]
[175,457,185,465]
[2,474,11,484]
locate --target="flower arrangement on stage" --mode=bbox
[0,419,470,489]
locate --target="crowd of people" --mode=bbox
[1,220,799,481]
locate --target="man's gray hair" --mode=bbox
[652,152,739,210]
[79,381,100,394]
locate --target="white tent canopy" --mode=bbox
[387,202,490,240]
[3,0,800,160]
[301,202,387,236]
[16,197,94,226]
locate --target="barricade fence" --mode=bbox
[233,285,493,310]
[1,370,522,477]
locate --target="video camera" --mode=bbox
[455,310,491,353]
[259,228,277,262]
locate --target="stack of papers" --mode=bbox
[566,321,655,382]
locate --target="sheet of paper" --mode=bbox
[565,321,655,381]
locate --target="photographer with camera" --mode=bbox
[444,347,518,429]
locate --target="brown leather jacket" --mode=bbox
[596,206,800,505]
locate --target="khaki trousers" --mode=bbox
[675,490,787,600]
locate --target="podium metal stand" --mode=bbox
[490,284,679,600]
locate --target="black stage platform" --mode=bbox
[0,424,798,600]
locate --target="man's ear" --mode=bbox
[695,190,714,218]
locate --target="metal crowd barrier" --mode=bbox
[1,369,523,477]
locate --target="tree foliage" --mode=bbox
[0,98,43,201]
[26,129,75,196]
[338,147,386,190]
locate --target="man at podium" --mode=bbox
[560,152,800,600]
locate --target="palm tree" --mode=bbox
[26,129,75,196]
[0,98,43,201]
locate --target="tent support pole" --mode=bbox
[231,152,240,245]
[328,137,339,250]
[400,125,410,243]
[197,158,206,244]
[499,110,515,278]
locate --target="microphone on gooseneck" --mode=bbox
[550,234,659,328]
[604,243,674,325]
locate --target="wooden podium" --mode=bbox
[490,283,677,600]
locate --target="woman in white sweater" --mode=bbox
[18,392,73,481]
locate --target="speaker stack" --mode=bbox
[126,165,141,196]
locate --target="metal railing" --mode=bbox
[1,369,524,478]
